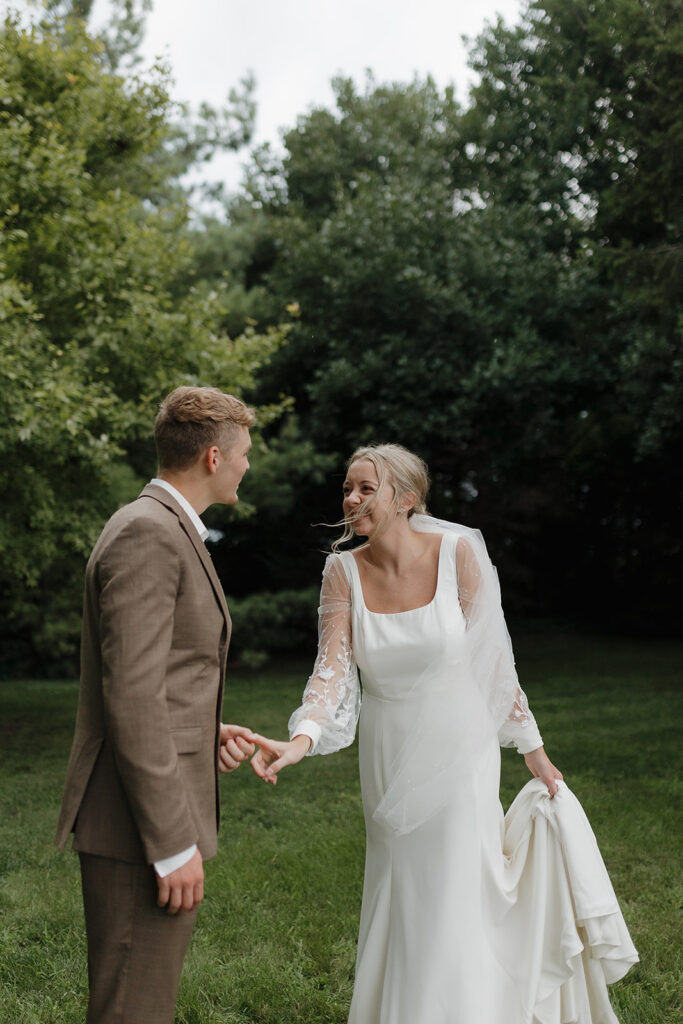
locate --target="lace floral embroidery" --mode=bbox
[509,687,533,728]
[288,555,361,755]
[306,636,353,703]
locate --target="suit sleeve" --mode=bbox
[98,516,199,862]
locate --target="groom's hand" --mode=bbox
[218,723,257,773]
[156,849,204,915]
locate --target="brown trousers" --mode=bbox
[79,854,198,1024]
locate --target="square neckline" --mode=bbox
[347,534,447,616]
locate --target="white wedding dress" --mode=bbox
[289,520,638,1024]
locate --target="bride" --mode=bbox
[245,443,638,1023]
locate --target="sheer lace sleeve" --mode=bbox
[455,532,543,755]
[287,554,361,756]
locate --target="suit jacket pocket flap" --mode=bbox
[172,726,203,754]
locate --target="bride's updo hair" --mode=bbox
[332,443,431,550]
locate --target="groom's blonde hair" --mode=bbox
[155,386,255,470]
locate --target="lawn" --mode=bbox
[0,629,681,1023]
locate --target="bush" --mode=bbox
[227,587,319,662]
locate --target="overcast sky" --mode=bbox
[17,0,524,195]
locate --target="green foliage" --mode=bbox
[206,416,338,604]
[214,3,681,630]
[235,416,337,519]
[43,1,152,71]
[226,586,319,660]
[465,0,683,248]
[2,0,681,674]
[0,14,285,674]
[457,0,683,622]
[462,0,683,457]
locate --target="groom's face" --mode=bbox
[212,426,252,505]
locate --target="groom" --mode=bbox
[56,386,257,1024]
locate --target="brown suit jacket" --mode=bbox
[55,483,231,865]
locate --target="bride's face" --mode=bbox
[342,459,396,536]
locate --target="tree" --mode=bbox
[460,0,683,623]
[40,0,151,71]
[0,14,285,673]
[216,1,682,630]
[233,77,610,506]
[463,0,683,454]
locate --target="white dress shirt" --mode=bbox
[149,478,207,877]
[151,477,209,541]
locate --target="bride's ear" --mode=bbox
[400,492,417,515]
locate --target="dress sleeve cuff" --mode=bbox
[154,843,197,878]
[291,719,321,754]
[515,727,544,755]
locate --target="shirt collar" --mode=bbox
[150,478,209,542]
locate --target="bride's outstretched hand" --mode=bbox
[250,734,311,784]
[523,747,563,798]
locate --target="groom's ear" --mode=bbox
[204,445,221,474]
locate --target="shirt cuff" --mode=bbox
[291,719,321,754]
[154,843,197,878]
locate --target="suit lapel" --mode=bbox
[139,484,230,630]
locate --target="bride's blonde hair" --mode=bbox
[331,443,431,551]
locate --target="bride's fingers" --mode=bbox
[251,733,280,745]
[264,753,305,774]
[544,773,559,798]
[250,751,274,779]
[251,733,283,754]
[264,754,293,777]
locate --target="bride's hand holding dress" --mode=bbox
[523,745,563,797]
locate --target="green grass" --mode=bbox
[0,630,681,1023]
